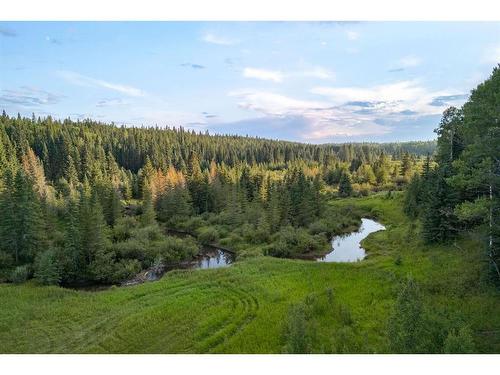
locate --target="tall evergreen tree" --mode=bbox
[338,172,353,197]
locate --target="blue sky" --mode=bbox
[1,22,499,143]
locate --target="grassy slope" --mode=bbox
[0,193,498,353]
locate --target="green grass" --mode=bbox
[1,193,499,353]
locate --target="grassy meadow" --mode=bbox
[0,193,498,353]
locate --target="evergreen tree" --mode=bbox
[140,183,156,226]
[79,190,111,276]
[421,169,458,243]
[0,170,44,264]
[156,185,193,224]
[338,172,353,197]
[60,198,84,283]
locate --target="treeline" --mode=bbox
[0,111,427,286]
[404,65,500,281]
[0,111,434,176]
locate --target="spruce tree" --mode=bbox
[338,172,353,197]
[140,183,156,226]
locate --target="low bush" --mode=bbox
[197,226,220,245]
[265,226,328,257]
[112,259,142,282]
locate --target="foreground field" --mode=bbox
[0,194,499,353]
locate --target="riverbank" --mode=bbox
[0,193,498,353]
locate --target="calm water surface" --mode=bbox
[194,247,234,269]
[317,218,385,263]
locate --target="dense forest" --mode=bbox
[404,65,500,283]
[0,105,431,286]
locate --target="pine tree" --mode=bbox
[80,190,111,276]
[156,185,192,224]
[0,170,44,264]
[61,198,84,283]
[338,172,353,197]
[140,183,156,226]
[421,169,458,243]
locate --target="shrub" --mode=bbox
[113,238,148,264]
[197,226,219,245]
[152,236,199,263]
[34,250,61,286]
[181,216,205,232]
[112,259,142,282]
[112,216,139,242]
[10,265,30,284]
[239,223,266,244]
[308,219,330,236]
[266,226,328,257]
[90,248,116,283]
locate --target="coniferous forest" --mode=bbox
[0,66,499,354]
[0,107,433,285]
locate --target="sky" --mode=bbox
[1,21,499,143]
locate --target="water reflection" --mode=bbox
[317,218,385,263]
[194,248,234,269]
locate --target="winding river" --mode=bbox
[316,218,386,263]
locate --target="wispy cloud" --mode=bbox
[59,71,145,97]
[202,32,237,46]
[180,63,206,69]
[96,98,127,107]
[202,111,217,119]
[0,86,64,107]
[0,27,17,37]
[243,68,284,83]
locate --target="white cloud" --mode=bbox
[311,80,463,116]
[398,55,422,68]
[59,71,145,97]
[229,90,325,116]
[228,89,390,139]
[346,31,359,41]
[243,68,284,83]
[229,80,467,141]
[202,33,236,46]
[243,66,334,83]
